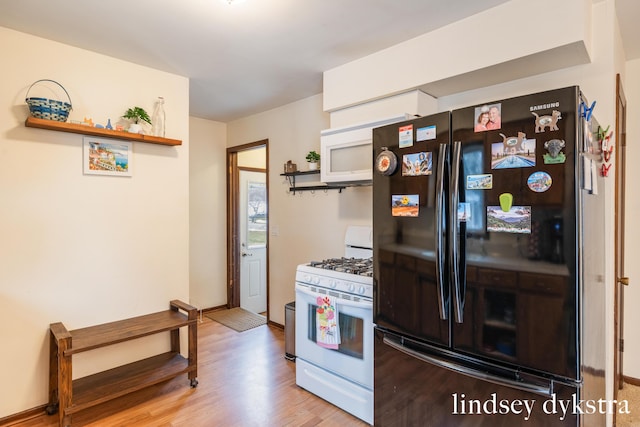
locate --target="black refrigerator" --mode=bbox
[372,86,606,426]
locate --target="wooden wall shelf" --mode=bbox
[25,116,182,146]
[279,170,345,194]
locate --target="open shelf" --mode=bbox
[279,170,345,194]
[69,352,191,414]
[25,116,182,146]
[280,170,320,177]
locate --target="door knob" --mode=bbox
[241,252,252,257]
[618,277,629,286]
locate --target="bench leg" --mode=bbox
[188,309,198,385]
[47,330,59,415]
[58,337,72,427]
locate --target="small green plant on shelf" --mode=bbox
[123,107,152,125]
[305,151,320,162]
[305,150,320,171]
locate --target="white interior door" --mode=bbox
[239,170,267,313]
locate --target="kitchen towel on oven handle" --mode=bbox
[316,295,341,349]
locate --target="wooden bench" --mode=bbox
[47,300,198,426]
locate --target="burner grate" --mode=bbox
[309,257,373,277]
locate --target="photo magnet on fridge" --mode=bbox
[391,194,419,217]
[416,125,436,141]
[458,202,471,222]
[398,124,414,148]
[474,103,501,132]
[402,152,432,176]
[487,206,532,234]
[466,174,493,190]
[491,133,536,169]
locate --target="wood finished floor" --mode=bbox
[10,317,369,427]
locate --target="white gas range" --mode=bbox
[295,226,373,425]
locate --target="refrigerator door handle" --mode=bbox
[383,336,554,397]
[435,142,448,320]
[450,140,464,323]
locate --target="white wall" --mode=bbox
[0,27,190,416]
[324,0,592,112]
[189,117,227,310]
[238,146,267,169]
[227,95,373,325]
[622,58,640,379]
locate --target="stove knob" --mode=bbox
[312,276,320,285]
[358,286,365,294]
[348,283,355,292]
[304,275,311,282]
[330,280,338,289]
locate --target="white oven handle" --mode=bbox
[295,284,372,309]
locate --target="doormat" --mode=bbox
[205,307,266,332]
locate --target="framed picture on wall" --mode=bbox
[83,137,133,177]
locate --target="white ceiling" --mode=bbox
[1,0,638,122]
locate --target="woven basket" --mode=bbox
[25,79,72,122]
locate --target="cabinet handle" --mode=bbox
[618,277,629,286]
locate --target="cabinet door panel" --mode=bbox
[517,292,571,376]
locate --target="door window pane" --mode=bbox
[246,181,267,247]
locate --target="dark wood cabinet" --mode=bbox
[466,266,572,376]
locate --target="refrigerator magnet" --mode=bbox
[487,206,532,234]
[579,100,596,121]
[491,136,536,169]
[532,110,562,133]
[402,152,432,176]
[474,103,502,132]
[375,148,398,175]
[543,139,566,164]
[416,125,436,142]
[499,192,513,212]
[458,202,471,222]
[466,174,492,190]
[391,194,419,217]
[398,125,414,148]
[527,171,552,193]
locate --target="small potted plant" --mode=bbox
[122,106,151,134]
[305,150,320,171]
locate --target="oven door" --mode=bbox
[295,282,373,388]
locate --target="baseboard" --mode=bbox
[0,404,47,426]
[268,319,284,329]
[624,375,640,386]
[202,304,228,313]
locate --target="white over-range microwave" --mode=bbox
[320,114,413,185]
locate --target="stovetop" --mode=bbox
[296,257,373,300]
[308,257,373,277]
